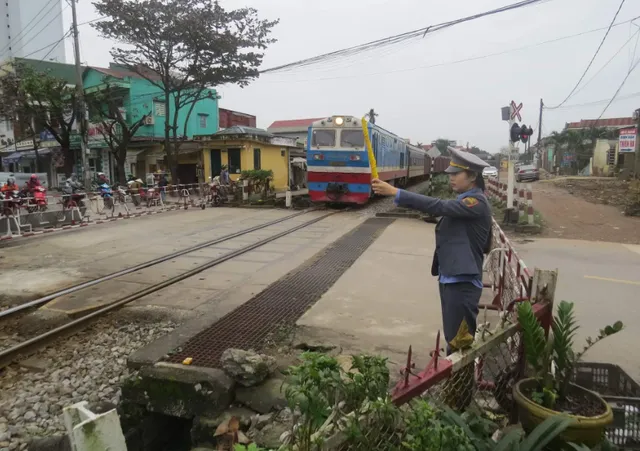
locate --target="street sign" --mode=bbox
[510,100,523,121]
[619,127,637,153]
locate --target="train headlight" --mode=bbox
[335,117,344,126]
[349,155,360,161]
[313,154,324,160]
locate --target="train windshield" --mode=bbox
[340,130,364,148]
[312,129,336,147]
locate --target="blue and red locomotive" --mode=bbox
[306,115,450,205]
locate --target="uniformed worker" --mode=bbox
[371,148,492,355]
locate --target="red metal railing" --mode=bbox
[390,219,548,407]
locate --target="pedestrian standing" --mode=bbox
[158,173,168,203]
[371,149,492,355]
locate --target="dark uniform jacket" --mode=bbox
[396,188,492,278]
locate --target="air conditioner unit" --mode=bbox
[144,116,155,125]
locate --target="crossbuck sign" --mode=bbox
[510,100,523,121]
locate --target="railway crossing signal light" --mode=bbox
[520,125,533,143]
[509,123,534,143]
[510,123,521,142]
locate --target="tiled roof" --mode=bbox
[565,117,635,129]
[267,118,324,130]
[214,126,273,137]
[90,65,162,81]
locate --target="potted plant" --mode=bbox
[513,300,623,447]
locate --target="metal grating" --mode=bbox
[164,217,394,367]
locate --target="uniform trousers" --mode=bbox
[438,282,482,355]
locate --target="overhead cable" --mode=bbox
[257,16,640,84]
[260,0,552,74]
[545,0,627,109]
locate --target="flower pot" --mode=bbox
[513,377,613,447]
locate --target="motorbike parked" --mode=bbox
[0,190,23,216]
[97,182,114,209]
[63,188,86,209]
[25,186,48,213]
[145,187,162,207]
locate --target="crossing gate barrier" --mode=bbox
[0,182,209,241]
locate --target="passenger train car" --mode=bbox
[306,115,449,205]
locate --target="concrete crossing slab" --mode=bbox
[297,218,499,369]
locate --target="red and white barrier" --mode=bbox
[0,183,209,242]
[486,177,534,225]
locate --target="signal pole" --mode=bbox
[634,108,640,177]
[536,98,543,168]
[70,0,90,189]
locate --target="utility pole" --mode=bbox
[70,0,90,189]
[634,108,640,178]
[31,116,40,173]
[536,98,543,168]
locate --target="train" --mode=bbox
[306,115,451,205]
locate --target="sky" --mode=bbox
[61,0,640,152]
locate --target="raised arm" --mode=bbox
[395,189,489,218]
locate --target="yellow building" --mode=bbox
[195,126,304,191]
[590,139,618,176]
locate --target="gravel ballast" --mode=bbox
[0,318,177,450]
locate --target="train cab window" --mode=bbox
[312,129,336,147]
[340,130,364,148]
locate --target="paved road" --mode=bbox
[515,237,640,382]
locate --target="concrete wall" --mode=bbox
[202,140,291,191]
[266,130,307,147]
[592,140,611,176]
[219,109,256,129]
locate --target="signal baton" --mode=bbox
[361,117,378,180]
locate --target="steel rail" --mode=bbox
[0,208,316,319]
[0,211,335,369]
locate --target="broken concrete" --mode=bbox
[121,363,234,419]
[247,408,294,449]
[220,348,278,387]
[235,378,289,414]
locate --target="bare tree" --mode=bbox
[86,83,150,184]
[0,63,78,176]
[92,0,278,182]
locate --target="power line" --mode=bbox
[545,0,627,109]
[37,31,72,62]
[4,4,70,60]
[595,56,640,120]
[78,16,107,27]
[0,0,62,58]
[257,16,640,84]
[21,33,71,60]
[547,27,640,104]
[260,0,552,74]
[546,91,640,110]
[0,0,57,56]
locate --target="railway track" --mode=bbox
[0,208,336,370]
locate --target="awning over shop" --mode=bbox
[1,148,53,164]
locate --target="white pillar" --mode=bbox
[63,401,127,451]
[507,157,515,212]
[242,179,249,202]
[285,189,292,208]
